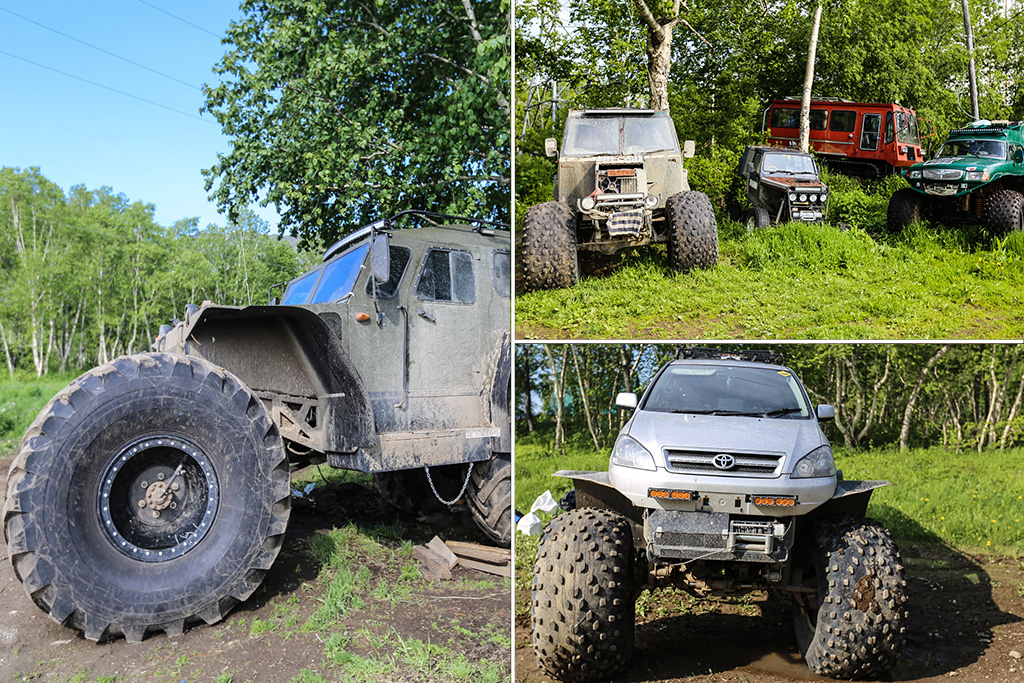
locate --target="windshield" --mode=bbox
[562,115,678,156]
[310,243,369,303]
[896,111,920,146]
[642,364,812,418]
[936,138,1007,160]
[761,153,817,175]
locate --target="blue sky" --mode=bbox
[0,0,277,230]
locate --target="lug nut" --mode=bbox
[141,481,148,488]
[169,502,177,509]
[138,500,146,508]
[158,473,165,481]
[153,510,160,518]
[171,483,180,491]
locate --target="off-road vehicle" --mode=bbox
[520,108,718,290]
[5,212,511,643]
[532,348,907,681]
[736,145,829,229]
[888,120,1024,232]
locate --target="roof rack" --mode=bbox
[321,210,510,262]
[948,120,1023,137]
[676,346,786,366]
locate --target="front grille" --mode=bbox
[924,168,963,180]
[664,449,782,477]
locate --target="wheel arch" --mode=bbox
[156,304,375,454]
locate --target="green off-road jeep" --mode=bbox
[888,120,1024,232]
[520,108,718,290]
[5,212,511,643]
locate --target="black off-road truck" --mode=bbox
[735,145,830,229]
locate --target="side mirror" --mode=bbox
[1014,149,1024,164]
[745,162,755,174]
[817,404,835,421]
[545,137,558,158]
[616,392,638,409]
[683,140,696,159]
[370,232,390,286]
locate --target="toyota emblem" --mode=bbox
[712,454,736,470]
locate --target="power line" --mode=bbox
[0,48,215,125]
[133,0,222,39]
[0,5,201,91]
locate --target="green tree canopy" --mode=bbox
[204,0,511,249]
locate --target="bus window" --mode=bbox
[885,112,895,145]
[830,110,857,133]
[860,114,881,151]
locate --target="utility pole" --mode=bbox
[962,0,980,120]
[799,4,823,153]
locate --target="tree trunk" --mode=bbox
[570,346,601,449]
[962,0,980,120]
[899,345,951,452]
[632,0,682,111]
[799,4,823,152]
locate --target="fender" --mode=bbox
[155,304,376,455]
[486,332,512,453]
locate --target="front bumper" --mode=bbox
[645,509,795,563]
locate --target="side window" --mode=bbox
[884,112,895,145]
[416,248,475,303]
[492,250,511,298]
[810,110,828,130]
[281,268,321,305]
[830,110,857,133]
[365,245,411,299]
[310,244,369,304]
[860,114,881,151]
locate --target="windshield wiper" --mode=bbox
[763,408,805,418]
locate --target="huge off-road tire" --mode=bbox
[746,206,771,230]
[666,191,719,272]
[532,508,634,682]
[520,201,579,290]
[467,453,511,547]
[982,189,1024,233]
[3,353,291,643]
[792,515,908,679]
[887,188,924,231]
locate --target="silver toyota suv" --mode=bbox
[532,348,908,682]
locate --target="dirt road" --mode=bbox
[0,455,511,683]
[514,543,1024,683]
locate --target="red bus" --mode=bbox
[765,99,927,178]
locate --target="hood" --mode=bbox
[624,410,826,473]
[918,155,1003,172]
[761,175,826,191]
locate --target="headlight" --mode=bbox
[610,435,657,471]
[909,170,922,179]
[810,194,818,203]
[581,196,596,211]
[965,170,990,181]
[789,193,797,202]
[799,194,808,202]
[792,445,836,479]
[644,193,660,208]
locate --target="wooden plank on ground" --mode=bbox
[456,556,512,578]
[444,540,511,564]
[413,544,452,581]
[426,535,459,569]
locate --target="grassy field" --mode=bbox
[514,432,1024,553]
[0,371,77,449]
[515,219,1024,340]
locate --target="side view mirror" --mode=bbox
[817,404,835,421]
[370,232,390,286]
[1014,149,1024,164]
[545,137,558,157]
[682,140,696,159]
[745,162,755,174]
[616,392,638,409]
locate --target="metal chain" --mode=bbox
[424,462,474,506]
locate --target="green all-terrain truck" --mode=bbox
[4,212,511,643]
[888,120,1024,232]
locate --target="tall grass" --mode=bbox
[514,431,1024,555]
[516,206,1024,340]
[0,371,78,451]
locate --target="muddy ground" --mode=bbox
[515,543,1024,683]
[0,455,511,683]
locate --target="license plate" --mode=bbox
[924,184,958,196]
[799,211,818,220]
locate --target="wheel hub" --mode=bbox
[99,436,219,562]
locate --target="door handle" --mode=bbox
[417,309,436,323]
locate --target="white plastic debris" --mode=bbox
[530,490,559,514]
[517,512,544,536]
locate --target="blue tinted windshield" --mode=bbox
[281,268,321,305]
[311,244,369,303]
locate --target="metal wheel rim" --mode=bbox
[98,436,220,562]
